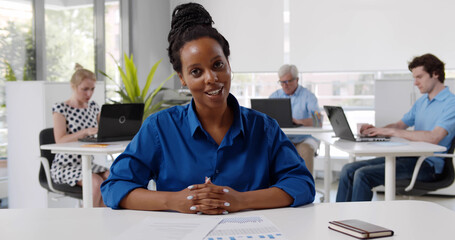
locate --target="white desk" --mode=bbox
[282,126,333,202]
[313,132,446,201]
[1,200,454,239]
[281,125,333,136]
[40,141,129,208]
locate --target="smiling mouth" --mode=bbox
[206,87,223,96]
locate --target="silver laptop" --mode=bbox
[250,98,300,128]
[323,105,390,142]
[78,103,144,142]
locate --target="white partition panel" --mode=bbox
[6,81,105,208]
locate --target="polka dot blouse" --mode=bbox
[51,101,107,186]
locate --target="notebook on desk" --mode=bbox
[323,105,390,142]
[78,103,144,142]
[250,98,300,128]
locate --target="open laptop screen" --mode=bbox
[324,105,357,141]
[79,103,144,142]
[250,98,298,128]
[324,105,390,142]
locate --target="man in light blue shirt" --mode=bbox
[337,53,455,202]
[270,64,320,174]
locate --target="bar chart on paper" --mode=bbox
[204,216,287,240]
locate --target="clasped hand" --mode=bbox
[175,178,241,215]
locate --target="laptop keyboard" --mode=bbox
[78,134,98,142]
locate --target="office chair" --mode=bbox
[39,128,82,199]
[396,138,455,196]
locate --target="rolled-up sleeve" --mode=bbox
[268,124,315,206]
[101,117,161,209]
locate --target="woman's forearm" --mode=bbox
[119,188,173,211]
[238,187,293,210]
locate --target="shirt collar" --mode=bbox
[187,94,245,137]
[286,85,303,97]
[227,94,245,138]
[432,86,451,102]
[187,100,201,136]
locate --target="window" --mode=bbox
[0,0,34,158]
[0,0,124,161]
[44,0,95,81]
[231,71,376,125]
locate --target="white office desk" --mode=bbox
[40,141,129,208]
[281,126,333,202]
[281,125,333,136]
[312,132,446,201]
[1,200,454,240]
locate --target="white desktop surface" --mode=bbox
[1,200,454,240]
[313,132,446,201]
[313,133,446,156]
[40,141,129,155]
[40,141,129,208]
[281,125,333,135]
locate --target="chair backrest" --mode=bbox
[38,128,55,189]
[432,137,455,187]
[397,136,455,196]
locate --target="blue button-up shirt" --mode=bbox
[101,94,315,209]
[270,85,320,144]
[402,87,455,173]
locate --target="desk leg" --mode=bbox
[323,143,331,203]
[81,155,93,208]
[348,154,356,163]
[384,156,396,201]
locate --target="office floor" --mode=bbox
[313,177,455,211]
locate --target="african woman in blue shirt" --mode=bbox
[101,2,315,214]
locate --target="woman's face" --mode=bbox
[178,37,231,111]
[73,78,96,103]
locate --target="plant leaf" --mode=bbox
[124,53,140,99]
[144,72,176,112]
[120,53,136,102]
[144,99,166,120]
[141,59,162,100]
[115,90,132,103]
[98,70,113,81]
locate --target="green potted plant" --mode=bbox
[101,53,177,121]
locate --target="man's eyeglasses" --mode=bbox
[278,78,296,85]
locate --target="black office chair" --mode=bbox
[39,128,82,199]
[396,138,455,196]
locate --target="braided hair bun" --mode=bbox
[168,3,213,42]
[167,2,230,73]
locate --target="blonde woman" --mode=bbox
[51,64,109,207]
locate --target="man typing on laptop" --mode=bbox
[336,53,455,202]
[270,64,320,175]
